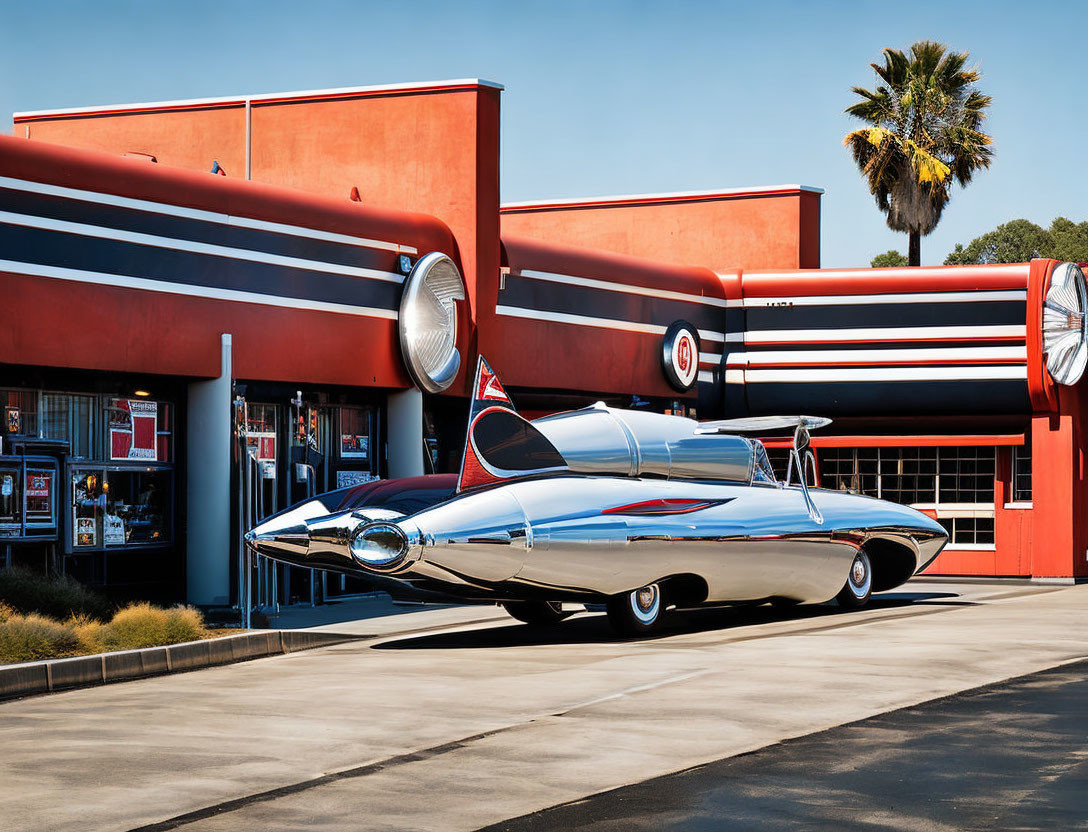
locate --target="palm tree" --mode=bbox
[844,41,993,266]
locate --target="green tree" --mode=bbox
[1049,217,1088,263]
[845,41,994,266]
[944,217,1088,264]
[870,250,909,267]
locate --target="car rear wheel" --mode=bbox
[502,600,569,626]
[836,550,872,608]
[606,583,664,636]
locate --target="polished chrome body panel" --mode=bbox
[532,404,755,482]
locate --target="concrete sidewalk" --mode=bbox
[2,581,1085,832]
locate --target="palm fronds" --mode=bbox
[844,41,993,253]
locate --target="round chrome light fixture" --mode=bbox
[398,252,465,393]
[1043,261,1088,386]
[350,523,408,570]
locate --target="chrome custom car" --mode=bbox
[247,359,948,635]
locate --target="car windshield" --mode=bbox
[752,440,778,484]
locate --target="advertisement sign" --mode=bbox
[336,470,378,489]
[340,433,369,459]
[104,515,126,545]
[110,400,158,461]
[6,408,19,433]
[26,472,51,499]
[76,517,96,547]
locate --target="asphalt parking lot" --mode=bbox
[2,579,1086,832]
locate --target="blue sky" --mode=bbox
[2,0,1084,268]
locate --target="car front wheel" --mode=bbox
[606,583,665,636]
[836,550,872,608]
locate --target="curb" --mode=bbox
[0,630,361,701]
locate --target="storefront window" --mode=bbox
[72,470,105,548]
[339,408,371,461]
[0,467,21,529]
[2,390,38,437]
[71,466,172,549]
[41,393,96,457]
[25,468,54,524]
[104,469,171,545]
[246,403,278,463]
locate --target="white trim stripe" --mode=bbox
[742,366,1028,383]
[501,184,824,208]
[727,346,1027,367]
[494,304,727,343]
[496,305,665,335]
[743,325,1026,344]
[0,175,417,255]
[0,209,405,283]
[0,259,398,320]
[517,269,732,308]
[698,352,721,365]
[697,370,715,384]
[735,264,1029,281]
[14,78,504,119]
[741,290,1027,308]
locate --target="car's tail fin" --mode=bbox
[457,357,568,492]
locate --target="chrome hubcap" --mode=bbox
[630,584,660,623]
[848,552,872,599]
[852,558,866,586]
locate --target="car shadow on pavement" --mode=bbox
[371,592,969,650]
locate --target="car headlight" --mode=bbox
[1043,262,1088,386]
[398,252,465,393]
[350,523,408,569]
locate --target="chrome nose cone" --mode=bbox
[246,518,310,562]
[244,498,334,566]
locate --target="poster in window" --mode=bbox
[6,408,19,433]
[336,470,377,489]
[110,400,158,461]
[340,433,369,459]
[104,514,126,545]
[26,473,51,499]
[76,517,96,546]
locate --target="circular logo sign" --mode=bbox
[662,321,700,391]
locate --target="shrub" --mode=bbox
[67,613,105,654]
[0,612,81,664]
[99,603,207,651]
[0,567,112,621]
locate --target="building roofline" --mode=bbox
[500,185,824,212]
[13,78,504,121]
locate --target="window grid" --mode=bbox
[937,517,995,545]
[1012,442,1032,503]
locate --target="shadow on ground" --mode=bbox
[371,591,967,650]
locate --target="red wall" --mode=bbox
[501,188,821,271]
[17,81,502,395]
[0,135,456,386]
